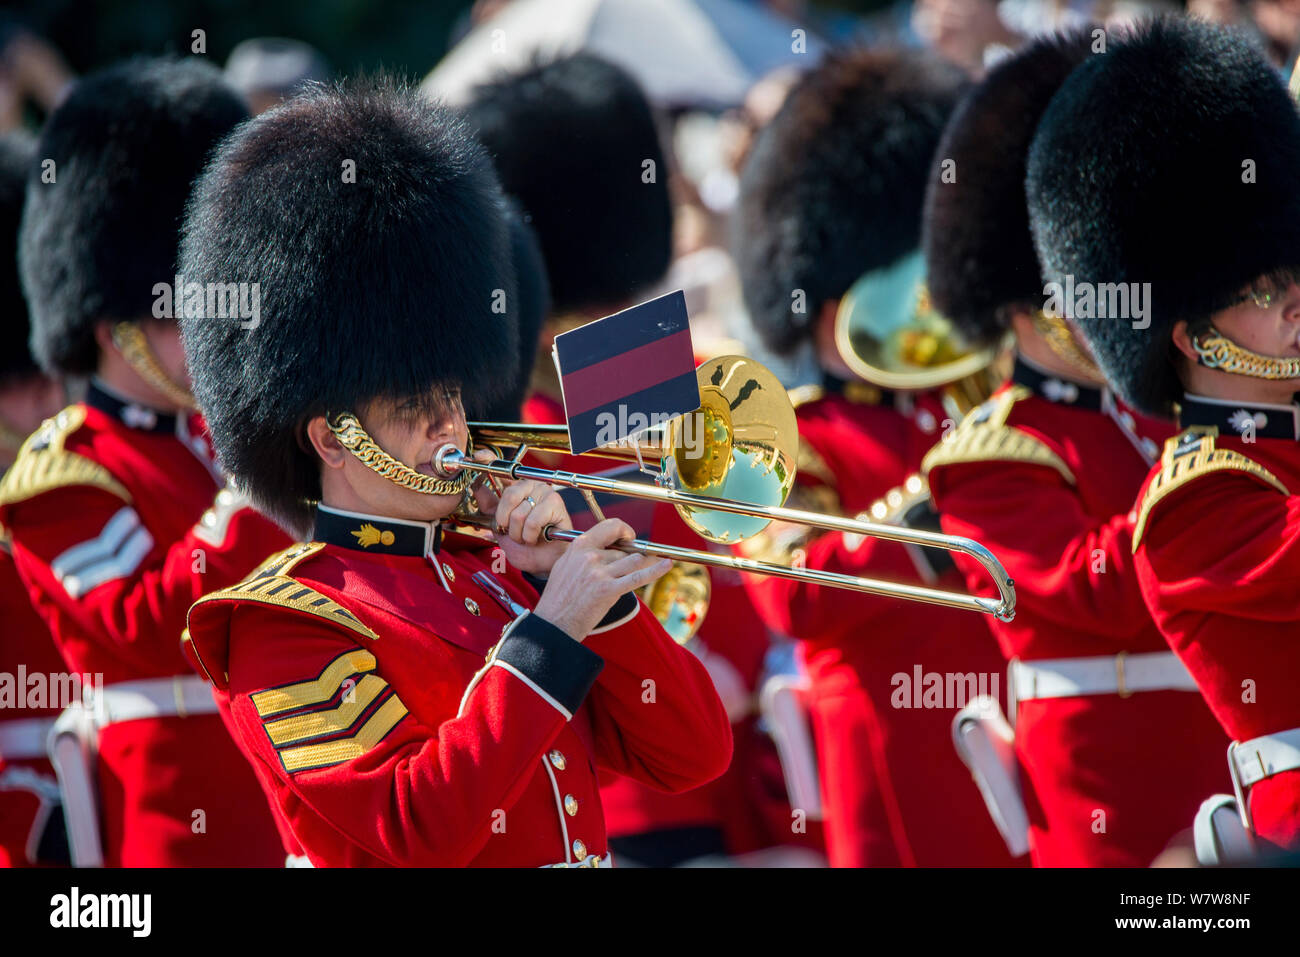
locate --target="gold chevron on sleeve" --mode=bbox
[0,407,131,508]
[277,695,409,773]
[251,648,377,718]
[1132,427,1288,549]
[921,387,1075,485]
[262,673,388,746]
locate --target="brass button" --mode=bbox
[564,794,578,817]
[464,597,480,616]
[442,562,456,582]
[548,749,566,771]
[572,839,586,859]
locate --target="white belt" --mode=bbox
[543,853,612,868]
[0,717,57,760]
[93,675,219,728]
[1227,727,1300,836]
[1230,727,1300,789]
[1010,651,1197,707]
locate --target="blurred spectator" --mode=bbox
[1187,0,1252,25]
[0,17,74,131]
[912,0,1023,74]
[224,37,330,113]
[1253,0,1300,66]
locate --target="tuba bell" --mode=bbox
[832,250,1011,417]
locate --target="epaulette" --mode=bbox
[921,386,1075,485]
[1131,426,1288,549]
[0,406,130,508]
[185,542,378,687]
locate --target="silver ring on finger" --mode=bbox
[525,496,537,509]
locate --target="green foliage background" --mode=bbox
[9,0,479,79]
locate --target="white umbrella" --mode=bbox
[422,0,825,110]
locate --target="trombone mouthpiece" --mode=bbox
[432,443,465,478]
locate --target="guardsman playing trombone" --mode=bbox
[179,78,732,867]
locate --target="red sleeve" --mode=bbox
[581,597,733,793]
[226,605,602,867]
[8,486,288,674]
[1137,474,1300,620]
[931,460,1149,646]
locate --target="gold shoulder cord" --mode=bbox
[111,322,197,409]
[327,412,472,497]
[1031,311,1103,380]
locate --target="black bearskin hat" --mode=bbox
[180,77,516,532]
[0,131,38,385]
[924,27,1100,349]
[473,201,551,422]
[1027,16,1300,416]
[19,57,249,375]
[733,49,967,356]
[461,53,672,314]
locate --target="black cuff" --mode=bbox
[496,613,605,716]
[522,571,548,596]
[593,591,640,631]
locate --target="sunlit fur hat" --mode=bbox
[180,76,517,531]
[1027,16,1300,416]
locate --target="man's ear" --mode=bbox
[1005,305,1037,341]
[92,321,117,352]
[1170,320,1197,362]
[305,416,348,470]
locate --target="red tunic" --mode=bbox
[1133,398,1300,852]
[184,509,733,867]
[745,382,1018,866]
[522,390,789,859]
[0,545,67,867]
[0,384,290,866]
[925,363,1228,866]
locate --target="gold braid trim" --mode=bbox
[922,386,1076,485]
[1131,427,1288,549]
[1032,311,1103,380]
[0,405,131,507]
[327,412,472,497]
[1191,327,1300,381]
[111,322,196,409]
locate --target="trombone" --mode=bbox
[441,355,1016,622]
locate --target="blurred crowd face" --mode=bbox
[1187,0,1249,25]
[308,388,471,523]
[1254,0,1300,63]
[912,0,1017,75]
[1173,280,1300,403]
